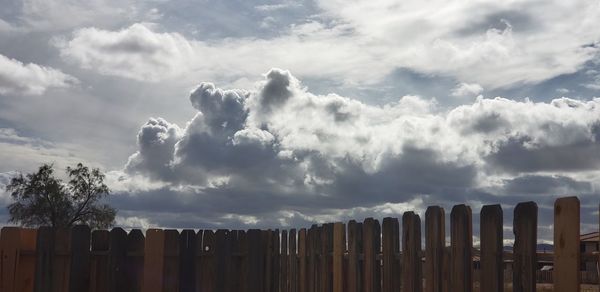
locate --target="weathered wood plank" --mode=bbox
[179,229,196,292]
[200,230,215,292]
[18,228,38,292]
[247,229,264,292]
[125,229,145,292]
[346,221,362,292]
[298,228,307,292]
[272,230,280,292]
[289,229,298,292]
[69,225,90,292]
[450,205,472,292]
[53,228,71,292]
[264,230,273,292]
[480,205,503,292]
[553,197,580,291]
[363,218,381,292]
[108,228,128,292]
[163,229,180,292]
[195,230,204,292]
[215,230,230,292]
[142,229,165,292]
[512,202,537,292]
[307,226,316,292]
[90,230,109,292]
[382,217,399,292]
[332,223,345,292]
[281,229,289,292]
[321,223,333,292]
[425,206,445,292]
[1,227,21,292]
[402,212,422,292]
[34,227,54,292]
[237,230,247,292]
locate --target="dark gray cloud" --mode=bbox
[108,70,600,238]
[486,136,600,173]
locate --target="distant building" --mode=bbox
[581,231,599,272]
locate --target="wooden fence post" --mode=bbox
[179,229,196,292]
[403,212,422,292]
[554,197,580,291]
[480,204,503,292]
[215,230,230,292]
[163,229,180,292]
[18,228,38,292]
[451,204,472,292]
[1,227,21,292]
[69,225,90,292]
[126,229,144,292]
[90,230,109,292]
[272,230,280,292]
[281,230,289,292]
[143,229,165,292]
[425,207,445,292]
[321,223,333,292]
[247,229,264,292]
[347,220,362,292]
[200,230,216,292]
[513,201,537,292]
[333,223,345,292]
[34,227,53,292]
[382,218,399,292]
[298,228,307,292]
[363,218,381,292]
[290,229,299,292]
[108,228,127,292]
[264,230,273,292]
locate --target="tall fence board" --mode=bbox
[554,197,580,291]
[0,196,599,292]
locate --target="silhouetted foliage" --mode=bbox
[5,163,116,229]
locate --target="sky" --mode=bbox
[0,0,599,242]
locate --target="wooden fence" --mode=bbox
[0,196,599,292]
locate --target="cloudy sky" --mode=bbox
[1,0,599,241]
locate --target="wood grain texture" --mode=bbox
[281,230,289,292]
[179,229,196,292]
[363,218,381,292]
[347,221,362,292]
[18,229,38,292]
[298,228,307,292]
[246,229,264,292]
[69,225,90,292]
[480,205,503,292]
[289,229,298,292]
[402,212,422,292]
[512,202,537,292]
[163,229,180,292]
[425,207,445,292]
[332,223,345,292]
[108,228,128,292]
[382,217,399,292]
[1,227,21,292]
[553,197,580,292]
[52,228,71,292]
[142,229,165,292]
[450,205,472,292]
[34,227,54,292]
[125,229,145,292]
[90,230,109,292]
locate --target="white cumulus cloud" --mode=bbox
[0,54,77,95]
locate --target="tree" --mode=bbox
[5,163,116,229]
